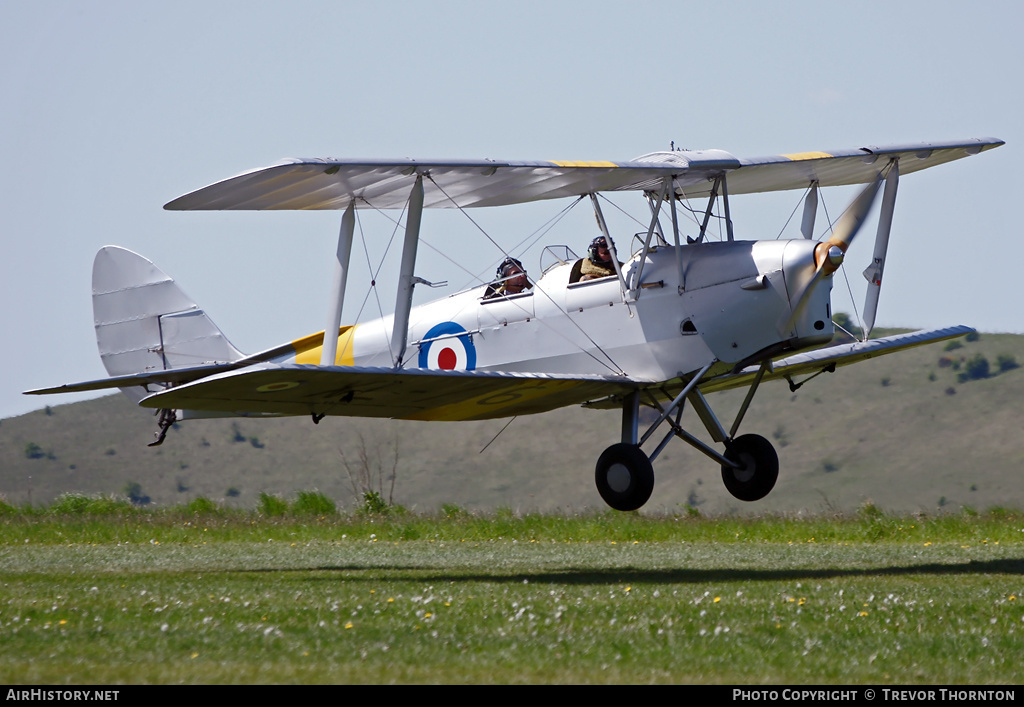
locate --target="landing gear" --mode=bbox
[592,361,783,510]
[595,443,654,512]
[721,434,778,502]
[147,408,177,447]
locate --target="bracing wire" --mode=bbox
[816,190,864,334]
[479,416,517,454]
[426,178,625,375]
[773,185,812,240]
[352,199,402,326]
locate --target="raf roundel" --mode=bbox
[418,322,477,371]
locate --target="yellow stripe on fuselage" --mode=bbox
[550,160,618,168]
[293,325,357,366]
[781,151,833,161]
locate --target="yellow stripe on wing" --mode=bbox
[550,160,618,168]
[780,151,833,161]
[293,325,357,366]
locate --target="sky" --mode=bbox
[2,0,1021,420]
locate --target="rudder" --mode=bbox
[92,246,245,403]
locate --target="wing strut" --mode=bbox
[588,193,628,300]
[801,182,818,239]
[670,181,685,292]
[861,159,899,339]
[695,176,720,243]
[628,177,671,299]
[691,173,734,242]
[321,201,356,366]
[392,175,425,367]
[721,174,735,242]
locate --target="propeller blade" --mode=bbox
[827,174,884,252]
[780,245,843,333]
[780,175,883,334]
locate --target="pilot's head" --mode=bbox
[496,257,528,293]
[588,236,613,264]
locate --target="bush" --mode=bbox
[943,340,963,352]
[821,458,841,473]
[441,503,465,518]
[292,490,336,516]
[49,493,134,515]
[360,491,391,515]
[186,497,220,514]
[122,482,151,506]
[996,354,1020,372]
[24,442,45,460]
[957,354,990,382]
[258,492,288,517]
[858,501,884,520]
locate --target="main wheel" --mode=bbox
[721,434,779,502]
[595,443,655,511]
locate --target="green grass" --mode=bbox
[1,508,1022,684]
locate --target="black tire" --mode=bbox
[721,434,779,502]
[595,443,655,511]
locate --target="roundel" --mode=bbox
[418,322,477,371]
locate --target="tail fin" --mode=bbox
[93,246,245,402]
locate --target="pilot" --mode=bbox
[483,257,531,299]
[575,236,620,282]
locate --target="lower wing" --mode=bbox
[699,325,973,395]
[135,364,638,421]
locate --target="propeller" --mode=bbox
[781,174,883,334]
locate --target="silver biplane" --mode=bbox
[28,137,1004,511]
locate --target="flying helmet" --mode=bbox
[588,236,614,263]
[496,256,525,280]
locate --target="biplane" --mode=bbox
[27,137,1004,511]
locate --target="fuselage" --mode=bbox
[276,239,836,385]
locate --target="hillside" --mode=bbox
[2,331,1022,515]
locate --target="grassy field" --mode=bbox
[1,502,1022,684]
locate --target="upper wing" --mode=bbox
[163,157,705,211]
[699,325,974,395]
[136,363,637,421]
[164,138,1002,211]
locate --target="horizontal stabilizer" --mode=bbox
[23,362,242,396]
[24,329,349,397]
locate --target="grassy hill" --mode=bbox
[2,330,1022,515]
